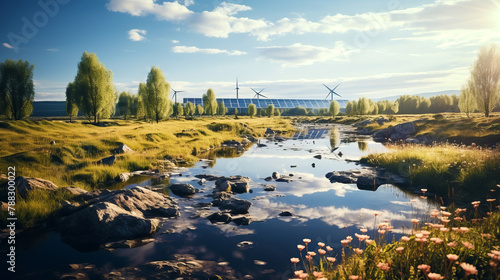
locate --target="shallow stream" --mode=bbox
[3,124,439,279]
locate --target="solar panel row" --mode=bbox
[182,98,348,109]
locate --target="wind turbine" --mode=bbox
[323,83,342,101]
[251,88,267,100]
[171,88,184,103]
[235,78,240,100]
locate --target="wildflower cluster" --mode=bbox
[288,190,500,279]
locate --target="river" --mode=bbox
[2,124,439,280]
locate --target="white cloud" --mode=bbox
[46,48,59,52]
[172,45,246,55]
[213,2,252,16]
[182,0,194,7]
[128,29,147,41]
[258,42,358,67]
[3,43,14,49]
[171,40,180,44]
[107,0,193,21]
[108,0,500,46]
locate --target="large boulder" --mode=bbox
[215,176,250,193]
[218,198,252,214]
[58,187,179,244]
[96,155,116,166]
[114,144,133,154]
[207,212,232,224]
[390,121,415,141]
[373,121,415,142]
[60,201,161,243]
[59,186,88,196]
[265,128,275,135]
[169,183,196,197]
[15,176,59,198]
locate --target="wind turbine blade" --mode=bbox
[323,83,333,92]
[251,88,258,94]
[332,83,340,91]
[333,92,342,98]
[258,89,265,94]
[260,94,268,98]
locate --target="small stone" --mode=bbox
[264,185,276,191]
[254,260,267,266]
[237,241,253,248]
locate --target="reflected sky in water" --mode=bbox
[5,125,440,280]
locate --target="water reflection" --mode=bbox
[5,124,442,280]
[357,141,368,152]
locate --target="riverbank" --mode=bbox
[0,117,294,228]
[295,113,500,146]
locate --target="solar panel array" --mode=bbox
[182,98,348,109]
[292,129,330,139]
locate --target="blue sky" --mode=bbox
[1,0,499,101]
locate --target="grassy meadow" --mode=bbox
[0,116,294,227]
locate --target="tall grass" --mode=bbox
[0,117,294,228]
[361,144,500,203]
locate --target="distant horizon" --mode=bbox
[30,89,460,103]
[1,0,498,102]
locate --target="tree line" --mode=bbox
[1,45,499,121]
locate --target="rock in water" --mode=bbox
[271,172,280,179]
[215,176,250,193]
[58,187,179,245]
[114,173,131,182]
[169,183,196,197]
[207,212,232,224]
[114,144,133,154]
[218,198,252,214]
[264,185,276,191]
[15,176,59,199]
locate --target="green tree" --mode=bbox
[274,108,281,117]
[173,102,183,118]
[136,83,147,120]
[73,52,115,123]
[195,104,204,116]
[116,91,132,119]
[248,103,256,118]
[145,66,172,123]
[387,101,399,114]
[329,100,340,117]
[129,94,138,117]
[377,101,386,114]
[0,59,35,120]
[418,99,431,113]
[345,101,354,116]
[358,97,371,115]
[65,82,79,122]
[459,80,477,118]
[184,102,195,119]
[266,104,275,117]
[470,44,500,117]
[203,88,217,116]
[216,102,227,116]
